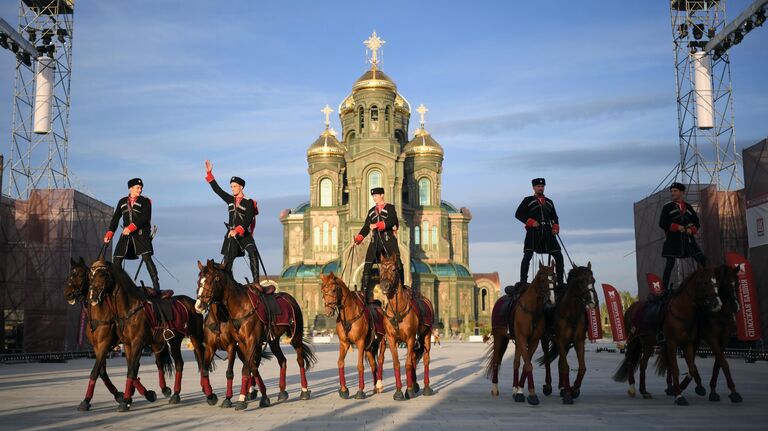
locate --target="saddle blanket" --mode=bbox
[246,289,295,326]
[143,298,189,335]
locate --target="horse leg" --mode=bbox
[169,338,184,404]
[365,347,378,395]
[512,340,524,402]
[118,343,142,412]
[291,333,311,400]
[666,341,687,405]
[387,335,405,401]
[639,344,652,399]
[98,362,122,402]
[337,340,350,399]
[422,330,434,396]
[375,336,386,393]
[354,341,367,399]
[219,347,235,408]
[541,336,553,396]
[404,338,416,399]
[199,342,217,406]
[683,342,706,397]
[571,337,587,399]
[490,332,508,397]
[79,344,109,411]
[715,340,742,403]
[154,350,170,398]
[253,368,270,407]
[271,339,289,402]
[556,337,572,404]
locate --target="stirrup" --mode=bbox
[162,328,175,342]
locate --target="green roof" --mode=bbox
[292,202,310,214]
[410,258,433,274]
[441,200,460,214]
[281,260,340,279]
[431,262,472,278]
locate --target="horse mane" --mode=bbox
[673,266,709,298]
[109,262,146,301]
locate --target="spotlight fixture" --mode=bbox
[26,28,36,43]
[707,27,716,39]
[0,34,9,50]
[755,9,766,27]
[56,28,68,44]
[692,23,704,40]
[733,30,744,44]
[678,23,688,38]
[17,51,31,67]
[744,19,754,32]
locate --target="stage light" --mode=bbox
[678,23,688,38]
[744,19,754,32]
[26,28,36,43]
[56,29,68,44]
[755,10,766,27]
[733,29,744,43]
[0,34,9,50]
[692,23,704,40]
[707,27,716,39]
[17,51,31,67]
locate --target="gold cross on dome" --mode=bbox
[321,104,333,128]
[363,31,385,68]
[416,104,428,128]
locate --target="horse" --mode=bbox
[484,262,556,405]
[678,264,743,403]
[320,272,387,399]
[87,257,206,412]
[203,301,272,408]
[378,253,435,400]
[612,266,722,405]
[195,259,316,410]
[537,263,598,404]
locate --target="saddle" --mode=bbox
[492,285,522,336]
[143,298,189,336]
[138,282,174,300]
[632,295,669,336]
[247,282,281,318]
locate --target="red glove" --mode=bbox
[127,223,137,233]
[205,171,214,183]
[354,234,364,244]
[104,231,114,242]
[234,225,245,236]
[525,218,537,228]
[688,226,698,235]
[552,224,560,235]
[376,221,385,231]
[670,223,683,233]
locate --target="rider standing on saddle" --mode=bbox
[204,160,261,283]
[103,178,160,293]
[659,182,707,291]
[515,178,565,290]
[354,187,402,303]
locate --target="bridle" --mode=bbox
[88,265,112,305]
[322,278,365,334]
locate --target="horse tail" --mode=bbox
[261,346,274,362]
[483,331,508,380]
[654,346,669,376]
[612,337,641,382]
[535,336,559,366]
[287,294,317,370]
[158,344,175,378]
[414,334,426,363]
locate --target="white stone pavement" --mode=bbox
[0,341,766,430]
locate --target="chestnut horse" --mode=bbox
[378,254,435,400]
[538,263,598,404]
[203,302,272,408]
[485,262,556,405]
[88,258,206,412]
[678,264,743,403]
[195,259,316,410]
[320,272,387,399]
[613,267,722,405]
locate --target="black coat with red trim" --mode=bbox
[356,203,400,261]
[107,195,153,259]
[514,195,560,253]
[659,200,703,258]
[207,176,258,257]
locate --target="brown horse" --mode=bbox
[485,262,556,405]
[678,264,743,403]
[203,302,272,408]
[538,263,598,404]
[195,259,316,410]
[320,272,387,399]
[88,258,206,412]
[378,254,435,400]
[613,266,722,405]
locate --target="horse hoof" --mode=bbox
[393,389,405,401]
[220,398,233,408]
[665,387,675,396]
[491,388,499,397]
[562,392,573,405]
[299,390,311,401]
[144,390,157,403]
[559,388,565,398]
[338,388,349,399]
[571,388,580,399]
[206,394,218,406]
[674,396,689,406]
[405,388,416,399]
[234,401,247,411]
[374,386,384,394]
[513,393,525,403]
[113,392,124,403]
[709,392,720,402]
[169,393,181,405]
[413,382,420,393]
[162,386,172,398]
[117,401,131,413]
[695,385,706,397]
[278,390,289,402]
[78,400,90,411]
[527,395,540,406]
[260,395,271,408]
[354,390,367,400]
[642,392,653,400]
[423,385,434,396]
[729,392,743,403]
[543,384,552,396]
[248,390,258,401]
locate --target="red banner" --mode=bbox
[602,284,626,343]
[725,252,763,341]
[646,273,664,296]
[586,306,602,341]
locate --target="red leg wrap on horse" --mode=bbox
[358,370,365,390]
[339,367,347,388]
[513,368,520,387]
[200,376,213,396]
[527,370,534,390]
[377,360,384,381]
[249,375,256,391]
[256,373,266,394]
[123,378,135,400]
[226,377,234,399]
[394,366,402,389]
[85,379,97,400]
[173,371,182,394]
[424,365,430,386]
[134,377,147,396]
[300,368,308,389]
[102,375,117,394]
[406,368,413,388]
[280,367,287,390]
[240,375,249,396]
[157,369,167,390]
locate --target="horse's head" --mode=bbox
[195,259,226,314]
[378,254,401,297]
[688,267,722,313]
[65,257,89,305]
[533,261,557,305]
[714,264,740,315]
[88,258,114,305]
[320,272,345,315]
[566,262,598,309]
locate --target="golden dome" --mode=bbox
[352,68,397,93]
[307,128,345,158]
[404,128,443,157]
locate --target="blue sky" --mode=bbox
[1,1,767,299]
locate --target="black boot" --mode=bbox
[144,255,161,294]
[361,273,373,304]
[247,248,261,284]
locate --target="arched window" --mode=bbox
[313,227,321,250]
[385,106,390,132]
[331,227,338,251]
[359,107,365,130]
[422,221,430,250]
[319,178,332,207]
[432,226,438,249]
[370,105,378,122]
[418,178,431,206]
[481,289,488,311]
[414,226,420,246]
[368,170,382,208]
[322,222,330,251]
